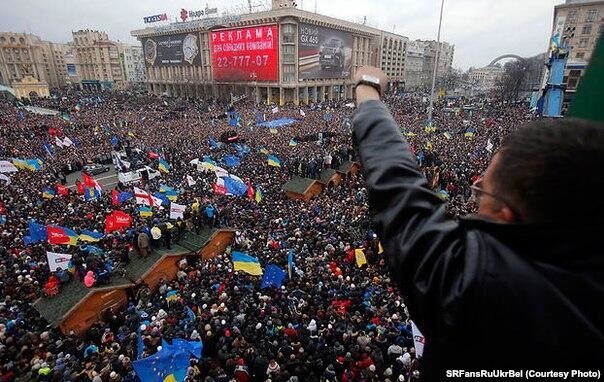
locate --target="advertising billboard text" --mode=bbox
[210,25,279,82]
[143,33,201,66]
[299,23,353,80]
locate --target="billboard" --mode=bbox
[143,33,201,66]
[299,23,353,80]
[210,25,279,82]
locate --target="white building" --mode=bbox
[121,45,146,84]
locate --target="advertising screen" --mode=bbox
[299,23,353,80]
[210,25,279,82]
[143,33,201,66]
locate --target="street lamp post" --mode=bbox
[427,0,445,126]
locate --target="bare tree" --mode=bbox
[494,60,527,102]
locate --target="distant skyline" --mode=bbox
[0,0,563,69]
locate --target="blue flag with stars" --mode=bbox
[260,265,286,289]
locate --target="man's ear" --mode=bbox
[497,206,516,223]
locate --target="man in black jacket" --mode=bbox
[352,66,603,378]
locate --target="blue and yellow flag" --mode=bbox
[79,229,104,242]
[42,188,56,199]
[289,139,298,147]
[159,158,171,173]
[255,187,263,204]
[84,187,101,202]
[443,132,452,140]
[267,155,281,168]
[159,185,179,202]
[138,206,153,218]
[232,251,263,276]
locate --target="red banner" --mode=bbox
[211,25,279,82]
[105,211,132,233]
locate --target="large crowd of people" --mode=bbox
[0,89,535,381]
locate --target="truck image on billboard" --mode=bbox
[299,23,353,80]
[210,25,279,82]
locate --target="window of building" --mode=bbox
[582,24,592,35]
[578,38,589,48]
[576,52,585,59]
[585,9,598,22]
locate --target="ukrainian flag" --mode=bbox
[258,146,269,155]
[269,128,278,134]
[138,206,153,218]
[79,229,104,243]
[289,139,298,147]
[464,131,475,139]
[42,188,56,199]
[166,290,178,302]
[443,132,452,140]
[255,187,263,204]
[159,158,171,173]
[267,155,281,168]
[355,248,367,268]
[426,141,433,151]
[12,159,28,170]
[232,251,263,276]
[160,185,179,201]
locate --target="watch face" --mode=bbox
[144,39,157,65]
[362,74,380,85]
[182,34,199,64]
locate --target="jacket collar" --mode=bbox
[460,215,602,265]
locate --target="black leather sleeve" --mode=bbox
[352,100,482,338]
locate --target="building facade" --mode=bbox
[468,65,504,90]
[379,32,408,85]
[121,45,146,84]
[547,0,604,99]
[72,30,125,90]
[131,2,411,103]
[0,33,56,91]
[419,40,455,80]
[404,40,427,90]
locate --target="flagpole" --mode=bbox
[427,0,445,127]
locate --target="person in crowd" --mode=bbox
[351,65,604,377]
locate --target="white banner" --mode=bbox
[271,106,279,114]
[0,161,18,173]
[486,139,494,153]
[186,175,197,187]
[0,174,10,185]
[299,109,306,117]
[55,136,64,148]
[411,320,425,358]
[170,202,186,220]
[63,137,74,147]
[46,251,72,272]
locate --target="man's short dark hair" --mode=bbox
[492,118,604,224]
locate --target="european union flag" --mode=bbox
[223,154,241,168]
[209,138,219,150]
[222,175,248,196]
[261,265,286,289]
[24,220,47,245]
[118,191,133,204]
[111,135,119,147]
[43,142,54,157]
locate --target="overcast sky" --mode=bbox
[0,0,562,69]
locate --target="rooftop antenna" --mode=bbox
[314,0,317,13]
[248,0,252,13]
[393,24,396,33]
[363,16,367,25]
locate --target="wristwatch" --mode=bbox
[355,74,382,96]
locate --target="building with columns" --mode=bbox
[131,1,410,104]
